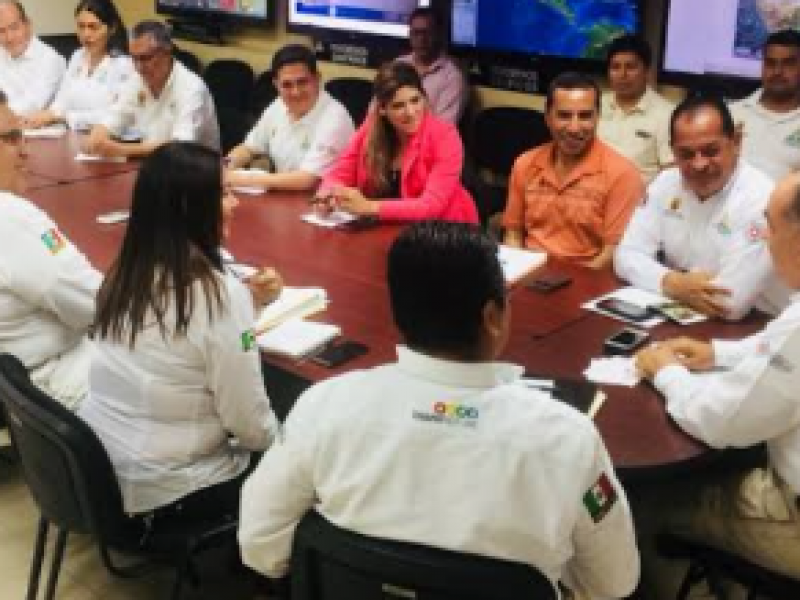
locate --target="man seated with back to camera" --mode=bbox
[614,94,789,320]
[239,221,639,599]
[225,44,354,192]
[84,20,219,159]
[503,72,644,270]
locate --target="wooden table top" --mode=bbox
[25,144,767,480]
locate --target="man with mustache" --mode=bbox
[615,95,788,320]
[731,29,800,182]
[503,72,643,270]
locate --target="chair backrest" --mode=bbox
[204,59,255,112]
[291,511,557,600]
[0,354,133,545]
[249,70,278,120]
[325,77,374,127]
[470,107,550,177]
[174,46,203,75]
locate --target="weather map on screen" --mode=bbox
[734,0,800,59]
[157,0,268,19]
[451,0,639,60]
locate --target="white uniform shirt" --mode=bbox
[79,272,277,514]
[0,192,100,408]
[731,89,800,182]
[398,53,468,125]
[239,347,639,599]
[655,293,800,495]
[598,88,674,183]
[49,48,134,130]
[0,37,66,114]
[614,163,789,319]
[102,60,220,150]
[243,90,354,176]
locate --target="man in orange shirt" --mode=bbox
[503,72,644,269]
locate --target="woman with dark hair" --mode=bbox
[315,60,478,223]
[24,0,133,130]
[80,142,281,523]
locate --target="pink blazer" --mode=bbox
[321,111,478,224]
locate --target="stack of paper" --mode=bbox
[497,245,547,285]
[75,152,126,163]
[583,357,642,387]
[24,125,67,139]
[257,318,340,359]
[301,210,358,228]
[229,168,269,196]
[256,287,328,332]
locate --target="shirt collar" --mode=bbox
[396,345,524,389]
[608,86,655,115]
[682,162,742,207]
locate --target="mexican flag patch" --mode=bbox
[583,473,617,523]
[241,329,256,352]
[40,228,66,254]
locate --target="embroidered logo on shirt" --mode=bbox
[757,340,771,356]
[137,90,146,106]
[412,400,480,428]
[716,215,732,236]
[40,228,66,254]
[583,473,617,523]
[770,353,795,373]
[240,329,257,352]
[747,222,766,243]
[784,128,800,148]
[635,129,652,139]
[669,197,681,211]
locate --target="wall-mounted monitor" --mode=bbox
[450,0,642,68]
[287,0,430,39]
[661,0,792,88]
[156,0,271,25]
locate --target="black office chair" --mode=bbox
[657,532,800,599]
[173,46,203,75]
[325,77,374,127]
[290,511,557,600]
[41,34,80,61]
[249,70,279,120]
[469,106,550,220]
[204,59,255,112]
[0,354,238,600]
[217,106,255,153]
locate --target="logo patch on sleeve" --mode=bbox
[583,473,617,522]
[40,228,66,254]
[240,329,256,352]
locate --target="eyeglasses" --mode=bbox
[0,128,23,144]
[131,47,164,65]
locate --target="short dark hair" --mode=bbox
[409,6,439,28]
[606,34,652,68]
[669,92,735,145]
[131,20,172,50]
[95,142,225,347]
[545,71,600,112]
[271,44,317,78]
[764,29,800,52]
[388,221,506,359]
[0,89,7,104]
[76,0,128,55]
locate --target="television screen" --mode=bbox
[156,0,269,23]
[451,0,640,61]
[662,0,800,82]
[288,0,430,39]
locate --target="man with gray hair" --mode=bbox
[85,20,218,158]
[0,0,65,114]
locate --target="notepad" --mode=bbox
[256,287,328,332]
[301,211,359,228]
[497,245,547,285]
[521,376,606,419]
[229,168,269,195]
[257,318,340,359]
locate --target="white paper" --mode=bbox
[256,286,328,331]
[497,245,547,284]
[583,356,642,387]
[257,318,340,358]
[227,262,258,280]
[583,287,666,328]
[75,152,126,163]
[24,125,67,139]
[301,210,358,228]
[95,210,129,224]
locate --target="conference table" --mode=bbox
[25,134,766,483]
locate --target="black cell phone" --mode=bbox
[603,328,649,355]
[527,273,572,293]
[341,216,379,231]
[311,340,368,368]
[596,297,652,322]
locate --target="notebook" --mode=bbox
[498,245,547,285]
[520,376,606,419]
[256,318,341,359]
[256,287,328,332]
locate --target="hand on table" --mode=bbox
[246,267,283,307]
[635,343,682,380]
[662,271,731,318]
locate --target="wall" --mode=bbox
[114,0,681,112]
[24,0,74,35]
